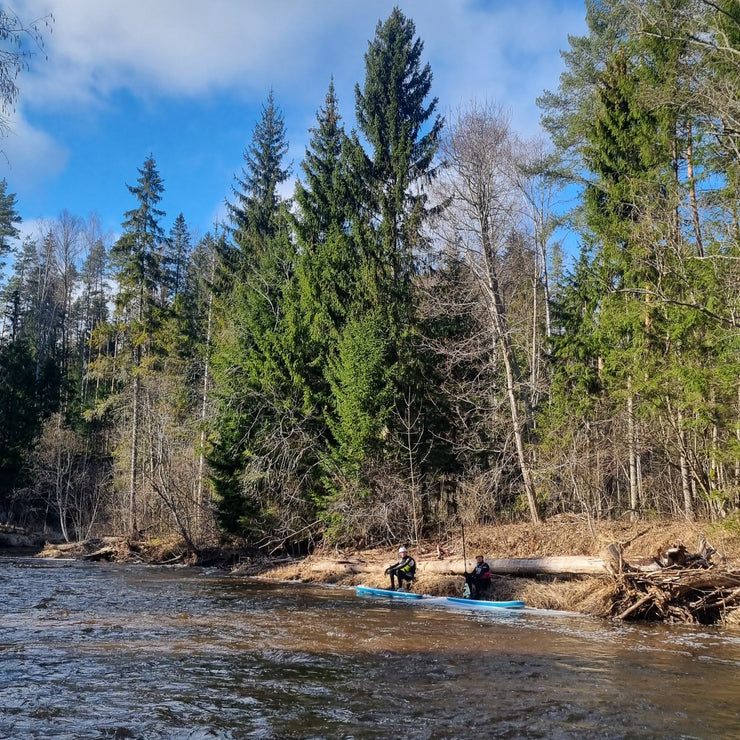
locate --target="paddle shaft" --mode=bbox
[461,519,467,574]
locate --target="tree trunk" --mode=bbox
[196,247,216,540]
[686,123,704,258]
[480,213,540,524]
[305,555,608,578]
[736,384,740,489]
[627,379,638,521]
[678,410,693,520]
[129,370,139,536]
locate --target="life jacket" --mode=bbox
[399,555,416,575]
[474,562,491,581]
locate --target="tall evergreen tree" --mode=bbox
[165,213,191,301]
[0,178,20,274]
[75,231,108,406]
[290,80,357,409]
[113,155,167,312]
[0,229,61,505]
[353,6,443,311]
[109,154,167,535]
[312,7,445,542]
[538,0,740,518]
[210,93,306,541]
[227,90,290,260]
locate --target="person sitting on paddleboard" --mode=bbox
[385,546,416,591]
[464,554,492,600]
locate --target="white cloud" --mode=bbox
[17,0,379,106]
[0,107,68,193]
[15,0,584,125]
[407,1,586,135]
[16,216,48,243]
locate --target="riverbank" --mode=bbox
[23,515,740,624]
[249,516,740,624]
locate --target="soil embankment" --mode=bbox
[27,516,740,624]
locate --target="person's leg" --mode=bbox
[389,571,397,590]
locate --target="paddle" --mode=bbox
[461,518,471,599]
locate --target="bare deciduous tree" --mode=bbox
[31,413,108,541]
[433,102,541,524]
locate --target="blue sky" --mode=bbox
[2,0,587,247]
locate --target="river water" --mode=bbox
[1,557,739,739]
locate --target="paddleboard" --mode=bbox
[446,596,525,609]
[356,585,423,600]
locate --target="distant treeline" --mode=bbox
[1,1,738,552]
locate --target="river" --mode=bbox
[1,556,739,739]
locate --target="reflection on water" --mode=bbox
[1,556,739,739]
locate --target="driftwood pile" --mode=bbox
[604,540,740,624]
[38,536,188,564]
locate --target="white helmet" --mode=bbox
[398,546,408,554]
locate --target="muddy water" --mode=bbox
[1,557,739,739]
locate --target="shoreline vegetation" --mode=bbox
[5,517,740,626]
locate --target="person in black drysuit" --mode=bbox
[465,554,492,600]
[385,546,416,591]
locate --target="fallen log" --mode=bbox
[482,556,609,577]
[82,545,118,561]
[418,556,608,577]
[306,560,374,575]
[305,555,609,578]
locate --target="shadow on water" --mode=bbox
[1,556,739,739]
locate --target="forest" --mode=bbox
[1,0,739,556]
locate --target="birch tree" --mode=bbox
[435,102,541,524]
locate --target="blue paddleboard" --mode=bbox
[356,585,423,600]
[446,596,525,609]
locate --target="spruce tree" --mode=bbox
[0,229,61,503]
[227,90,290,261]
[538,0,740,517]
[210,93,305,540]
[0,178,20,274]
[290,80,358,410]
[109,154,167,534]
[353,7,442,311]
[314,7,444,541]
[165,213,191,301]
